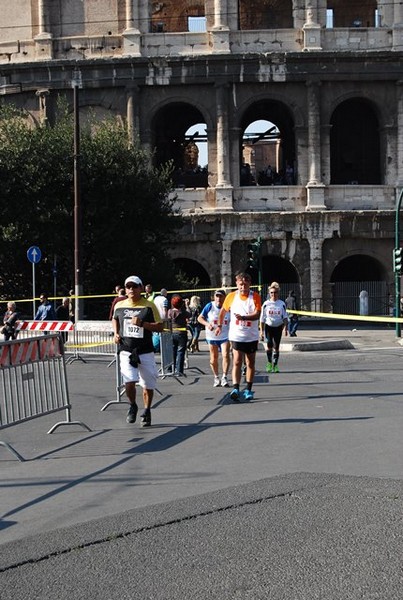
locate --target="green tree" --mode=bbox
[0,103,182,304]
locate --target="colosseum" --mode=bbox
[1,1,402,313]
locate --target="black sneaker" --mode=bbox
[140,409,151,427]
[230,388,240,402]
[126,403,138,424]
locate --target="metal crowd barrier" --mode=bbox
[0,334,91,461]
[66,321,115,363]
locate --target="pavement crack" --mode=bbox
[0,484,317,574]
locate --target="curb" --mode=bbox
[281,339,355,352]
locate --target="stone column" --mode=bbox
[396,81,403,186]
[126,86,139,145]
[378,0,393,27]
[123,0,141,55]
[220,239,233,287]
[210,0,230,53]
[38,0,46,34]
[215,84,233,209]
[393,0,403,49]
[303,0,322,51]
[309,238,324,312]
[306,81,326,210]
[35,0,52,58]
[382,125,397,186]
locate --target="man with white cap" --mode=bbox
[112,276,163,427]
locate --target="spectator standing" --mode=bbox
[153,288,169,320]
[285,290,299,337]
[1,301,19,341]
[198,290,230,387]
[144,284,156,301]
[167,295,190,376]
[35,293,56,321]
[216,272,261,401]
[187,295,202,352]
[112,276,163,427]
[68,289,75,323]
[260,282,288,373]
[109,288,127,320]
[56,297,71,343]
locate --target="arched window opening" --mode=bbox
[239,0,293,30]
[330,254,388,315]
[327,0,378,28]
[330,98,381,185]
[240,102,296,186]
[173,258,211,289]
[151,1,205,33]
[152,104,208,188]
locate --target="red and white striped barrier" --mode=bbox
[16,320,74,332]
[0,335,63,367]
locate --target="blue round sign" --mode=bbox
[27,246,42,264]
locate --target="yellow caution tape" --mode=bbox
[289,310,403,324]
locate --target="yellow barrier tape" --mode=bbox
[290,310,403,324]
[66,342,114,349]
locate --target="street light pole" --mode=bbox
[395,188,403,338]
[72,70,83,323]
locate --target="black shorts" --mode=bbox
[231,340,259,354]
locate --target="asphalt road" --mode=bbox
[1,327,402,598]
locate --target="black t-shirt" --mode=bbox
[113,298,161,354]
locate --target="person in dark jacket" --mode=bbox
[167,295,191,375]
[285,290,299,337]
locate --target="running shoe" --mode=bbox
[266,362,273,373]
[230,388,240,402]
[273,365,280,373]
[221,375,229,387]
[213,376,221,387]
[140,409,151,427]
[126,403,138,424]
[243,389,254,401]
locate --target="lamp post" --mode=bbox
[72,69,83,323]
[394,188,403,337]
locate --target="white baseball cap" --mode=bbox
[124,276,143,286]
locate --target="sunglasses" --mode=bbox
[126,283,140,289]
[269,291,278,294]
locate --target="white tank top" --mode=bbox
[228,292,259,343]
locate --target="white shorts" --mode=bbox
[119,351,158,389]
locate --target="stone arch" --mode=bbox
[323,90,387,128]
[330,253,388,315]
[238,99,296,186]
[330,98,381,184]
[173,257,211,287]
[151,101,210,187]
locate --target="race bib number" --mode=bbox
[123,321,144,338]
[235,319,252,328]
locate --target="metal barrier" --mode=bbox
[159,330,184,384]
[102,348,164,411]
[66,321,115,363]
[0,334,91,461]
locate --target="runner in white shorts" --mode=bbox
[113,275,163,427]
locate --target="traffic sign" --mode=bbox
[27,246,42,264]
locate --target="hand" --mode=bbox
[113,332,121,344]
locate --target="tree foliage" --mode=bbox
[0,102,182,304]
